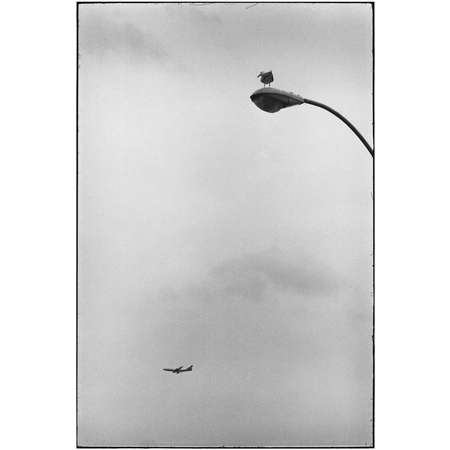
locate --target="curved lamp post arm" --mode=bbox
[250,87,374,158]
[303,98,374,157]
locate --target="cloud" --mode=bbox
[187,4,223,24]
[79,9,167,63]
[165,248,339,304]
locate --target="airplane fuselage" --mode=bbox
[163,365,193,374]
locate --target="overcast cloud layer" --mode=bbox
[78,3,373,446]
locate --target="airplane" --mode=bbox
[163,365,193,374]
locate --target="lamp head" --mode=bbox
[250,87,304,113]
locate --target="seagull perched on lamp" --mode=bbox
[257,70,274,86]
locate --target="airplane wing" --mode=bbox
[175,366,183,371]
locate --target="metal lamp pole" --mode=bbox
[250,86,373,157]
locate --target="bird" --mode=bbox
[257,71,274,86]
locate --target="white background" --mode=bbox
[1,0,449,449]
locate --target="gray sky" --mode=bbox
[78,3,373,447]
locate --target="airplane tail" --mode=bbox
[186,365,193,371]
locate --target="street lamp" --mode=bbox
[250,86,374,157]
